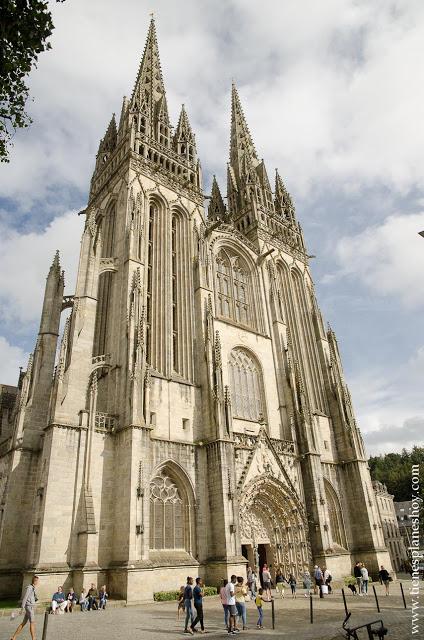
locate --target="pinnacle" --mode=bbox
[49,250,61,275]
[131,18,168,113]
[230,83,258,165]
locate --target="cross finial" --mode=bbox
[149,11,154,19]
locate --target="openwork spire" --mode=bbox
[173,104,197,162]
[230,83,258,181]
[208,175,226,221]
[131,17,170,133]
[98,114,117,156]
[274,169,296,224]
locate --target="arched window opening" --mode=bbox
[149,468,187,551]
[171,216,178,372]
[146,205,155,365]
[325,481,347,549]
[228,348,265,421]
[140,116,146,135]
[93,205,116,357]
[215,249,254,329]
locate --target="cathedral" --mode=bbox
[0,19,392,602]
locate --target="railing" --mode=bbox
[94,412,116,433]
[233,432,295,455]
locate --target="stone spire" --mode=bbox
[208,175,226,221]
[274,169,296,224]
[230,83,259,184]
[173,104,197,163]
[99,114,117,156]
[131,17,170,139]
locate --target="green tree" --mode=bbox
[0,0,64,162]
[369,446,424,501]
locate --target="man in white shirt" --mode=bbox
[225,575,239,635]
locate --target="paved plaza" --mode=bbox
[0,581,417,640]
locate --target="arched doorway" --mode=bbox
[239,477,311,579]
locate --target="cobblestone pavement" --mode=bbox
[0,581,417,640]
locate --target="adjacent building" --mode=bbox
[0,19,392,602]
[373,481,408,571]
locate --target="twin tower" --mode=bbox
[0,19,391,601]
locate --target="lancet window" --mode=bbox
[228,348,265,421]
[215,250,253,329]
[149,469,187,551]
[325,481,347,549]
[93,204,116,357]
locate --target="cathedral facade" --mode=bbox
[0,20,392,602]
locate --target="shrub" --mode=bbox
[153,586,217,602]
[344,575,372,586]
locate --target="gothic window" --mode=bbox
[146,204,155,367]
[215,250,254,328]
[171,216,178,372]
[93,204,116,357]
[325,481,347,549]
[149,469,186,550]
[228,348,265,421]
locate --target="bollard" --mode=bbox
[310,593,313,624]
[400,582,407,609]
[372,584,380,613]
[342,588,348,616]
[41,610,49,640]
[271,597,275,629]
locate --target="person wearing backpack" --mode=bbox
[183,576,195,634]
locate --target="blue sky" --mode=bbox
[0,0,423,454]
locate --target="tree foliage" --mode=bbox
[368,446,424,502]
[0,0,64,162]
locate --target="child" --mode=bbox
[255,588,264,629]
[288,574,297,599]
[99,585,108,609]
[79,589,88,611]
[177,585,185,620]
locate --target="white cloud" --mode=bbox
[325,211,424,308]
[350,346,424,454]
[0,0,424,207]
[0,337,28,386]
[0,211,82,328]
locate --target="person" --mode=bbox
[354,562,363,594]
[51,586,67,613]
[379,565,391,596]
[314,565,324,598]
[191,577,205,634]
[79,588,88,611]
[302,568,312,597]
[262,563,272,600]
[247,566,253,594]
[255,587,264,629]
[235,576,248,630]
[87,583,99,610]
[220,579,229,629]
[361,564,369,595]
[250,570,258,599]
[183,576,195,634]
[11,575,39,640]
[288,573,297,598]
[99,585,108,609]
[66,588,78,612]
[323,567,332,594]
[225,574,239,635]
[177,585,185,620]
[275,569,287,598]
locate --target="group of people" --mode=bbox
[179,576,206,635]
[49,583,108,613]
[219,575,266,633]
[352,563,391,596]
[9,576,109,640]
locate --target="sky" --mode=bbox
[0,0,423,455]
